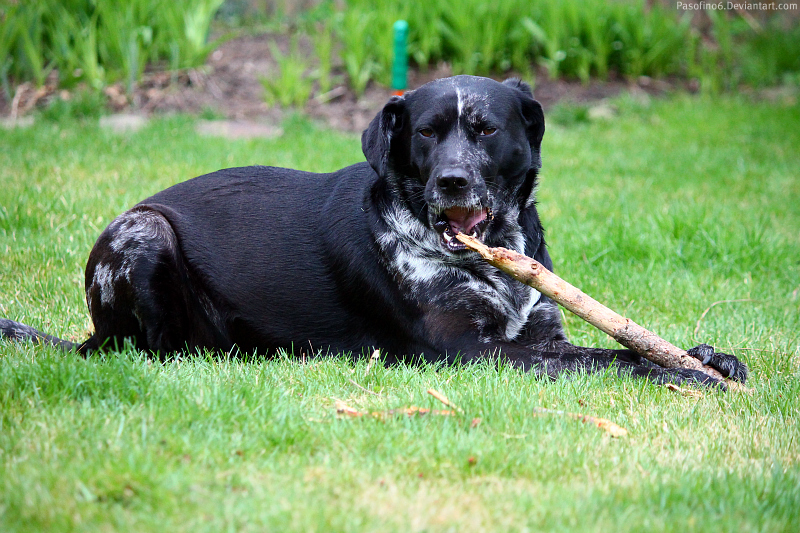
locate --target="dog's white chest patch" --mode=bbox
[378,201,540,342]
[505,284,540,340]
[378,202,449,285]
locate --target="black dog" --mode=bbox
[1,76,746,387]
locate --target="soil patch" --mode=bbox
[0,33,681,134]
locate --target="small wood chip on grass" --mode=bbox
[334,389,477,422]
[335,392,625,438]
[365,349,381,374]
[665,383,704,398]
[533,407,628,437]
[335,399,455,420]
[427,388,463,413]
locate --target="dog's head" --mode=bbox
[362,75,544,253]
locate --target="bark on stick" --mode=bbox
[455,233,727,382]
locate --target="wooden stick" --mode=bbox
[455,233,729,383]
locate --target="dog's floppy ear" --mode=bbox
[503,78,545,166]
[362,95,407,177]
[503,77,534,97]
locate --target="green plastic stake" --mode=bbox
[392,20,408,94]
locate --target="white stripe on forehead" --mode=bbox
[449,84,488,123]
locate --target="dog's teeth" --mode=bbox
[443,232,453,243]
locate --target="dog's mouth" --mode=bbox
[433,206,491,252]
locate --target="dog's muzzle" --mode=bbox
[433,205,491,252]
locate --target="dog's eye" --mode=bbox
[418,128,435,138]
[481,127,497,136]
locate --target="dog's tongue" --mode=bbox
[444,207,487,234]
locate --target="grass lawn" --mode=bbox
[1,95,799,532]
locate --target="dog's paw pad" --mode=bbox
[687,344,748,382]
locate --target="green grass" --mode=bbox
[1,96,799,531]
[0,0,225,91]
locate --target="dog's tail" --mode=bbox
[1,317,83,351]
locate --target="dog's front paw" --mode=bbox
[687,344,748,383]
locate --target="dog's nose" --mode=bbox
[436,169,469,194]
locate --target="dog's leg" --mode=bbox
[85,206,229,355]
[526,342,747,389]
[516,299,746,387]
[433,333,735,389]
[539,345,731,387]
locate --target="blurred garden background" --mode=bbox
[1,0,798,128]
